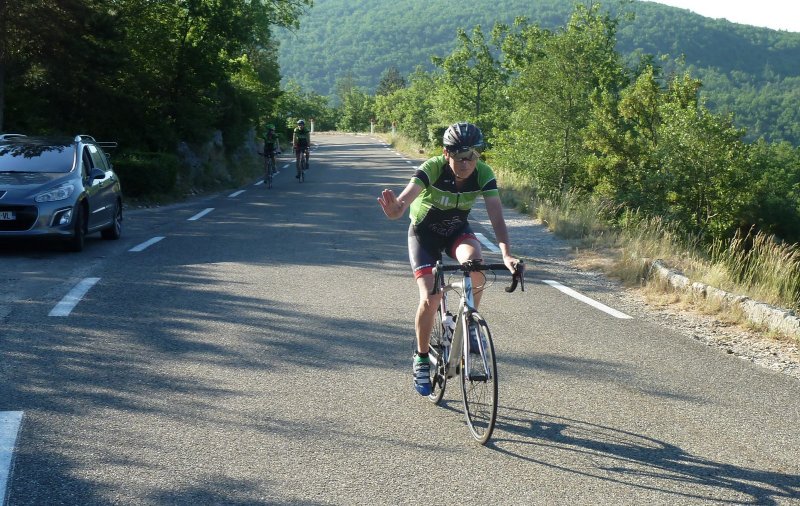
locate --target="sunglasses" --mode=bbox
[449,149,480,162]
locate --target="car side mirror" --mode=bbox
[89,167,106,180]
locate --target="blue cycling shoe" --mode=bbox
[413,354,432,396]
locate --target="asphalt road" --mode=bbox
[1,133,798,505]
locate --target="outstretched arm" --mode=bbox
[484,195,519,273]
[378,181,422,220]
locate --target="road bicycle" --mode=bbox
[296,146,309,182]
[424,258,524,444]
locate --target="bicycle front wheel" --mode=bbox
[460,312,497,444]
[265,159,274,188]
[426,308,448,404]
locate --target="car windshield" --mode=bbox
[0,143,75,173]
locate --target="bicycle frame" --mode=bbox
[438,270,480,379]
[432,259,523,379]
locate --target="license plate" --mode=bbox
[0,211,16,220]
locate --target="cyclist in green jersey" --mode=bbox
[292,119,310,178]
[262,123,280,176]
[377,122,520,396]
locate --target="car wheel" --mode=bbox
[101,200,122,240]
[65,204,86,252]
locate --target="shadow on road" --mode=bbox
[490,408,800,505]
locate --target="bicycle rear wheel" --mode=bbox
[425,308,448,404]
[460,312,497,444]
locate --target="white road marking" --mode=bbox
[229,190,245,197]
[542,280,633,319]
[475,233,501,253]
[0,411,23,504]
[49,278,101,317]
[188,208,214,221]
[129,236,165,252]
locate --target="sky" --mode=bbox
[645,0,800,32]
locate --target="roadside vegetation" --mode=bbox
[382,129,800,344]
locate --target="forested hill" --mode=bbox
[276,0,800,144]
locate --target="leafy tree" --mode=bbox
[337,87,375,132]
[739,140,800,243]
[656,86,750,240]
[493,4,626,198]
[2,0,311,151]
[275,80,336,132]
[585,65,667,214]
[376,66,406,96]
[373,66,436,144]
[430,24,508,130]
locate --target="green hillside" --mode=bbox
[276,0,800,144]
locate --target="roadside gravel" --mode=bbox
[471,201,800,381]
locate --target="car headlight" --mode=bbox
[35,183,75,203]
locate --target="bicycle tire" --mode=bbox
[297,156,304,182]
[460,312,498,444]
[425,308,448,404]
[265,157,274,189]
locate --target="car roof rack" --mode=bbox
[74,134,117,149]
[0,133,27,140]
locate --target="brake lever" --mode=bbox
[504,260,525,293]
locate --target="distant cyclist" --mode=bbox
[292,119,310,179]
[262,123,281,177]
[377,122,520,396]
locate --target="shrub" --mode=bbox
[114,151,180,198]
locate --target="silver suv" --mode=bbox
[0,134,123,251]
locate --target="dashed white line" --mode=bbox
[475,232,501,253]
[542,280,633,319]
[129,236,165,252]
[49,277,101,317]
[229,190,245,197]
[188,208,214,221]
[0,411,23,505]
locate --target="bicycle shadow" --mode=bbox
[487,407,799,504]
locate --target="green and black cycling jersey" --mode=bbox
[293,127,310,148]
[409,155,499,237]
[263,130,279,154]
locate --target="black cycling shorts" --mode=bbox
[408,223,477,279]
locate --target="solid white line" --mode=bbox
[475,232,501,253]
[542,280,633,319]
[188,208,213,221]
[229,190,245,197]
[0,411,23,505]
[49,278,101,317]
[129,236,165,252]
